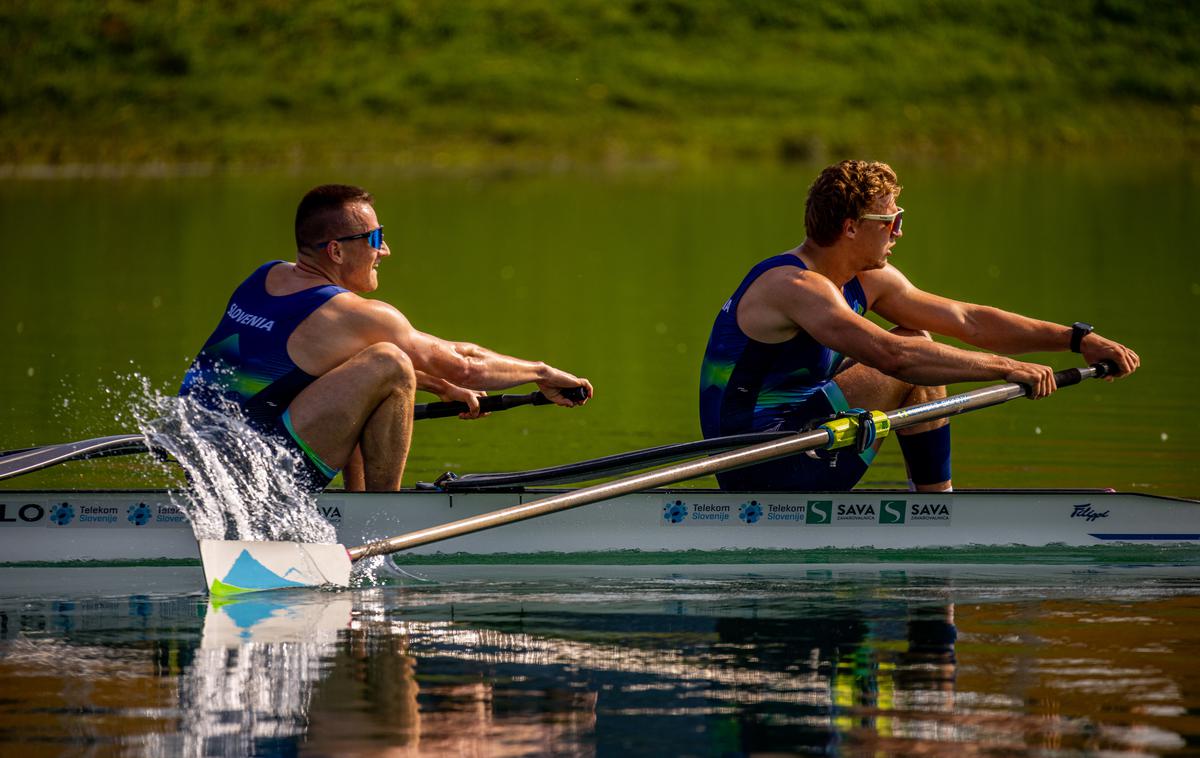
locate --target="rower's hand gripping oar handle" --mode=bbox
[816,361,1120,454]
[413,385,590,420]
[1037,359,1119,394]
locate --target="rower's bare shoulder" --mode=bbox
[757,265,840,302]
[331,296,415,337]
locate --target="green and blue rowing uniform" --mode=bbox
[699,253,872,490]
[179,261,347,488]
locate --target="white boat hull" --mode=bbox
[1,488,1198,564]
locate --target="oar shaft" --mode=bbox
[886,362,1110,428]
[350,427,832,560]
[349,362,1115,561]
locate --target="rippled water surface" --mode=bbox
[3,564,1200,756]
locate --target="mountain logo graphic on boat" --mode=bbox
[739,501,763,524]
[663,500,688,524]
[127,503,152,526]
[210,549,309,595]
[49,502,75,526]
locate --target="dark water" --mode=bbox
[2,564,1200,755]
[0,163,1197,495]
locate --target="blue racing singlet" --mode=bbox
[699,253,868,438]
[179,261,348,429]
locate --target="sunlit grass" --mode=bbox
[1,0,1195,171]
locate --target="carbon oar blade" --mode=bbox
[0,434,149,482]
[199,539,353,595]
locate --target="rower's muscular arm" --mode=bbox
[863,265,1140,376]
[762,270,1056,396]
[357,300,591,403]
[414,370,488,418]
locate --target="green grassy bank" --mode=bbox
[2,0,1197,173]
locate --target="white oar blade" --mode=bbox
[199,539,353,596]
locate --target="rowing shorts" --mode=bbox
[262,410,339,491]
[716,381,873,492]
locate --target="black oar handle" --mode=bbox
[1014,360,1118,398]
[413,385,589,420]
[1051,359,1119,390]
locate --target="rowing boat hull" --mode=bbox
[1,488,1198,564]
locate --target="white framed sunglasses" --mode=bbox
[860,207,904,235]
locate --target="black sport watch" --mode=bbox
[1070,322,1093,353]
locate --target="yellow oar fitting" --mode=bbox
[820,409,892,453]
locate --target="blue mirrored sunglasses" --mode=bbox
[318,226,384,250]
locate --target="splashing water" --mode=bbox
[128,377,336,544]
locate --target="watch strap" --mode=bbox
[1070,322,1093,353]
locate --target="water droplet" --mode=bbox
[1161,432,1169,442]
[655,322,668,334]
[1034,426,1042,434]
[500,265,515,280]
[15,322,24,334]
[987,264,1001,279]
[676,343,687,354]
[26,367,34,377]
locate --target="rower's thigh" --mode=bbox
[287,343,416,463]
[833,327,934,410]
[833,362,910,411]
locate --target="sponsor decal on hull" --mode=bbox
[0,500,193,528]
[660,499,734,526]
[834,502,878,524]
[880,500,906,524]
[318,502,344,525]
[663,499,813,527]
[659,497,953,528]
[0,502,47,526]
[908,501,952,524]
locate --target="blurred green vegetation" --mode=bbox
[2,0,1197,172]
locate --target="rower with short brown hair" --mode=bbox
[181,183,591,492]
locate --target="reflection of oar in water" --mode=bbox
[0,387,589,482]
[202,593,354,647]
[200,361,1119,596]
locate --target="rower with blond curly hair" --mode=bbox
[700,160,1138,493]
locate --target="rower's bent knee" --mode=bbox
[888,328,944,400]
[358,343,417,391]
[908,383,947,403]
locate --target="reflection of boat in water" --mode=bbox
[0,564,1194,755]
